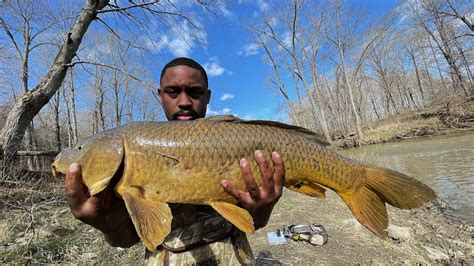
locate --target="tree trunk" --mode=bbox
[407,47,425,102]
[62,85,73,148]
[53,89,61,152]
[69,69,78,145]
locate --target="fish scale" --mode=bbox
[51,115,436,252]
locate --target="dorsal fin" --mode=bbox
[205,115,241,122]
[206,115,330,146]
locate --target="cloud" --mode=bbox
[143,20,207,57]
[207,105,232,116]
[220,93,234,101]
[258,0,269,12]
[238,42,260,57]
[203,57,226,77]
[216,0,235,19]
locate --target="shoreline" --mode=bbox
[332,97,473,149]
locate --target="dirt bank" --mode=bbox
[334,97,474,149]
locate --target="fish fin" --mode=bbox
[365,166,437,209]
[208,201,255,233]
[122,189,172,252]
[340,186,389,238]
[206,115,241,122]
[340,166,436,238]
[286,181,326,199]
[83,138,124,195]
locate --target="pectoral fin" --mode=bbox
[122,188,172,252]
[208,201,255,233]
[286,181,327,199]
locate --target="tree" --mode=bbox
[0,0,59,169]
[251,0,331,142]
[0,0,209,170]
[410,0,471,96]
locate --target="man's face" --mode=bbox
[159,65,211,121]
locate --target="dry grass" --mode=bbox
[0,175,145,264]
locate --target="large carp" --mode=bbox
[51,116,436,251]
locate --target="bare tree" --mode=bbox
[410,0,470,96]
[0,0,210,169]
[0,0,59,169]
[251,0,331,141]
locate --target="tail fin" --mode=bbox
[340,166,436,238]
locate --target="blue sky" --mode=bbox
[0,0,401,123]
[0,0,403,122]
[140,0,401,122]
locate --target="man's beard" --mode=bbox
[171,110,199,121]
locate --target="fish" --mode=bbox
[51,115,436,252]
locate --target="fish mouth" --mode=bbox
[51,162,58,178]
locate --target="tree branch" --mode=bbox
[0,17,23,59]
[96,1,159,14]
[64,61,141,81]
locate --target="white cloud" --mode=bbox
[203,57,226,77]
[238,42,260,57]
[220,93,234,101]
[258,0,269,12]
[217,0,235,19]
[143,20,207,57]
[282,31,292,48]
[207,105,232,116]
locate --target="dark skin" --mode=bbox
[65,64,285,247]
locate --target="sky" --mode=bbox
[139,0,401,122]
[0,0,402,123]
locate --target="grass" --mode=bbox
[0,176,145,264]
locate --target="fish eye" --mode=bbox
[76,145,83,151]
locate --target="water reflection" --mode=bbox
[339,132,474,224]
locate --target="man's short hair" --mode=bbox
[160,57,208,88]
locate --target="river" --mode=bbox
[339,131,474,225]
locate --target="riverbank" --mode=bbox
[333,97,474,149]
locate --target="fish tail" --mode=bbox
[340,165,436,238]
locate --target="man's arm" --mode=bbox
[221,150,285,230]
[65,163,139,248]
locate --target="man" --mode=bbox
[65,57,285,264]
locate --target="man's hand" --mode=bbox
[221,150,285,230]
[65,163,139,248]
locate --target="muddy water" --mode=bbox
[339,131,474,224]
